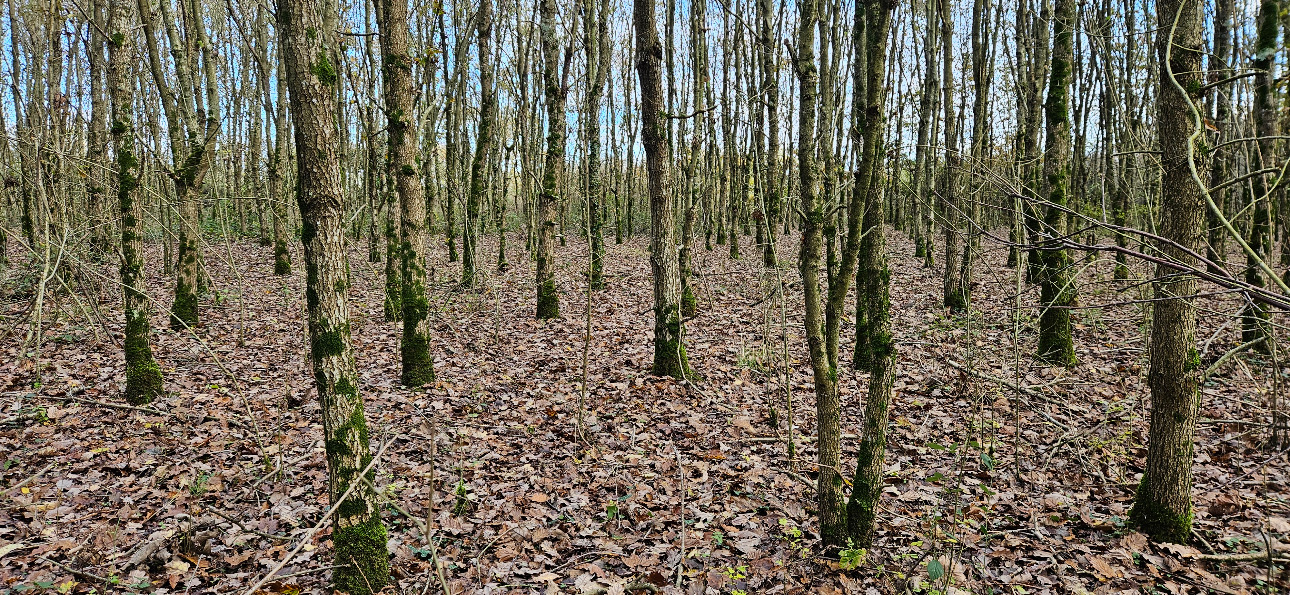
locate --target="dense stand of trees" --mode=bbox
[2,0,1288,589]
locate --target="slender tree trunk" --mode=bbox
[1242,0,1279,352]
[584,0,610,289]
[378,0,434,385]
[845,0,896,546]
[536,0,564,319]
[939,0,965,311]
[1205,0,1233,275]
[87,0,112,258]
[109,0,164,405]
[634,0,689,378]
[1129,0,1205,543]
[270,70,292,276]
[464,0,496,287]
[1035,0,1078,366]
[758,0,780,267]
[794,0,848,547]
[954,0,991,308]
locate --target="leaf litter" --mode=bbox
[0,231,1287,594]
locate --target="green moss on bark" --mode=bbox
[536,274,559,319]
[651,304,691,378]
[1129,483,1193,543]
[169,276,198,329]
[331,515,389,595]
[123,312,163,405]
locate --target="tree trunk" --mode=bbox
[278,0,390,589]
[1241,0,1279,352]
[464,0,496,287]
[1035,0,1077,366]
[584,0,610,289]
[109,0,164,406]
[536,0,564,319]
[378,0,434,385]
[1129,0,1205,543]
[1205,0,1233,275]
[845,0,896,547]
[634,0,689,379]
[939,0,965,312]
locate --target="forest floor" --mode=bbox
[0,227,1287,595]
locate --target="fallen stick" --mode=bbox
[4,462,55,495]
[39,556,108,583]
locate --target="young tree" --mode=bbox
[464,0,497,287]
[1128,0,1206,543]
[378,0,435,385]
[846,0,897,546]
[1035,0,1077,366]
[536,0,565,319]
[583,0,610,289]
[1205,0,1233,274]
[1241,0,1279,352]
[108,0,164,406]
[756,0,780,267]
[633,0,689,378]
[278,0,390,588]
[938,0,965,311]
[137,0,221,329]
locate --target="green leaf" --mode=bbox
[980,452,995,470]
[927,559,944,581]
[926,442,945,451]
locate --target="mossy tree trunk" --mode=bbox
[584,0,610,290]
[1035,0,1077,367]
[633,0,690,379]
[464,0,496,288]
[108,0,163,406]
[137,0,220,331]
[845,0,896,547]
[794,0,870,547]
[378,0,434,386]
[1129,0,1205,543]
[278,0,390,589]
[536,0,564,320]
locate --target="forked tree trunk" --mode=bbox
[1129,0,1205,543]
[845,0,896,546]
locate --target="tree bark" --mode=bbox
[845,0,896,547]
[1035,0,1077,366]
[1129,0,1206,543]
[536,0,564,319]
[108,0,164,406]
[634,0,689,379]
[464,0,497,287]
[378,0,434,385]
[278,0,390,589]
